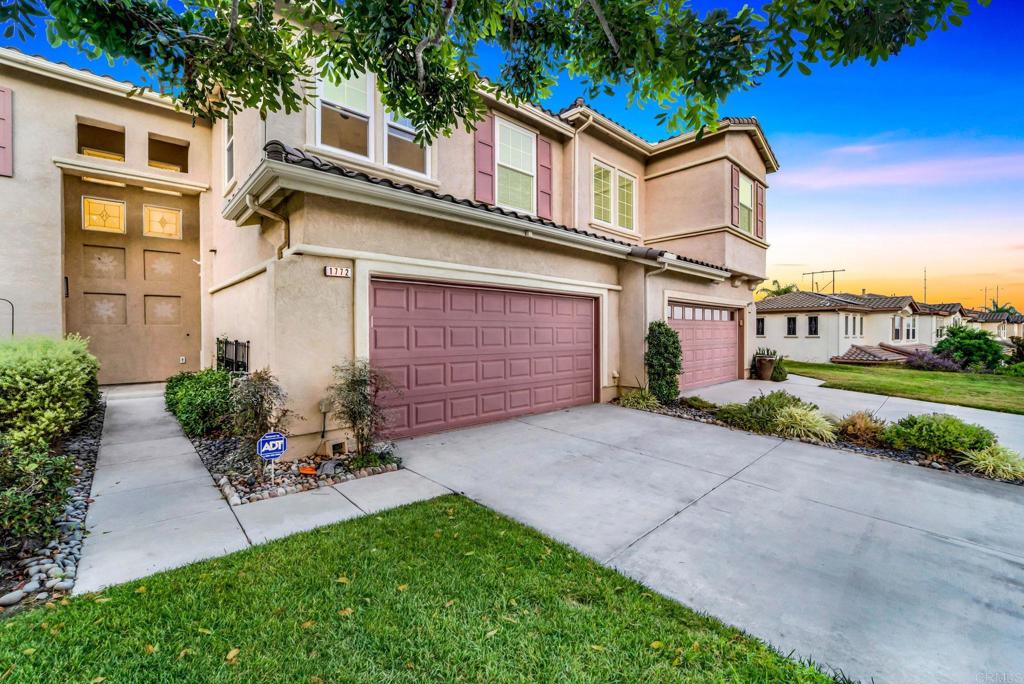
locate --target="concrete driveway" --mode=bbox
[687,375,1024,453]
[398,404,1024,684]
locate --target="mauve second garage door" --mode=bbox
[667,302,740,390]
[370,279,597,438]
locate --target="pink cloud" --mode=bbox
[778,154,1024,190]
[828,143,886,155]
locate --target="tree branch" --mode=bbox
[415,0,457,87]
[585,0,619,56]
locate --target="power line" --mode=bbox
[801,269,846,294]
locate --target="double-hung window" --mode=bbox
[320,72,372,159]
[224,112,234,184]
[592,160,636,231]
[385,112,427,175]
[495,118,536,214]
[892,316,902,340]
[738,173,754,233]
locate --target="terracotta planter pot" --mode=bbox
[754,356,776,381]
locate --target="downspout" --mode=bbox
[246,194,290,259]
[571,111,595,229]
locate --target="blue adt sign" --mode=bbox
[257,431,287,460]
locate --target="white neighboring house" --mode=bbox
[754,292,969,363]
[964,310,1023,347]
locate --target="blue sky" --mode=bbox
[5,1,1021,305]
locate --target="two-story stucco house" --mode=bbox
[0,48,778,456]
[754,292,969,363]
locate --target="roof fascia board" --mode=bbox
[0,48,175,111]
[224,159,637,261]
[477,91,575,138]
[53,156,210,193]
[560,107,652,155]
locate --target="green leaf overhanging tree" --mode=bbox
[0,0,990,144]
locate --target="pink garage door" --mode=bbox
[666,303,740,391]
[370,279,597,438]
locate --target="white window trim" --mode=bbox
[494,115,537,215]
[223,112,235,190]
[590,155,638,233]
[738,172,754,233]
[382,111,431,180]
[316,71,375,164]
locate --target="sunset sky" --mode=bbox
[8,1,1021,308]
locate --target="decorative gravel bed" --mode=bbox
[0,400,106,614]
[189,434,400,506]
[634,400,1023,486]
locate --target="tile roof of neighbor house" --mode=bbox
[916,302,965,315]
[832,293,917,310]
[263,141,731,273]
[1009,313,1024,324]
[755,291,917,313]
[831,345,909,364]
[966,310,1010,323]
[878,342,932,356]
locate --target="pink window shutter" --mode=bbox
[474,113,495,204]
[730,165,740,227]
[0,88,12,178]
[536,137,553,219]
[755,182,765,239]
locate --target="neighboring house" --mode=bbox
[1008,313,1024,340]
[965,309,1011,341]
[755,292,968,363]
[0,49,778,456]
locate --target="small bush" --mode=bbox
[715,390,808,433]
[680,395,718,412]
[770,356,789,382]
[326,361,396,467]
[1,440,74,552]
[165,369,233,437]
[619,388,661,411]
[958,444,1024,480]
[773,405,837,444]
[933,325,1005,370]
[0,335,99,451]
[836,411,887,447]
[883,413,996,457]
[904,350,961,372]
[995,362,1024,378]
[644,321,681,404]
[232,369,297,470]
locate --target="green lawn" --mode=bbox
[787,361,1024,415]
[0,496,839,683]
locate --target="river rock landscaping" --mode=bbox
[0,400,105,614]
[621,393,1024,486]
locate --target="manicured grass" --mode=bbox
[0,496,839,683]
[787,361,1024,415]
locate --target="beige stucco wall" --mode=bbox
[0,64,210,339]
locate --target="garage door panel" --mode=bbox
[372,280,595,438]
[668,303,740,391]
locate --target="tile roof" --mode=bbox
[832,293,916,310]
[263,141,730,272]
[1009,313,1024,324]
[878,342,932,357]
[916,302,964,315]
[968,310,1010,323]
[831,345,908,364]
[755,291,869,313]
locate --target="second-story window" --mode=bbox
[738,173,754,232]
[320,72,372,159]
[495,117,535,214]
[385,112,427,175]
[592,160,636,231]
[224,112,234,185]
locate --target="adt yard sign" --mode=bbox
[257,431,287,460]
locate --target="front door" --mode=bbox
[63,175,200,384]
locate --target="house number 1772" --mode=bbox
[324,266,352,278]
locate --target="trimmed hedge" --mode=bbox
[165,369,233,437]
[882,413,995,456]
[0,336,98,551]
[645,321,681,404]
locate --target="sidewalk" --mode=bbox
[75,386,449,594]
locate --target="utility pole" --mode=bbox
[801,268,846,294]
[923,267,927,304]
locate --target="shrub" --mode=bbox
[1,440,74,553]
[232,369,297,470]
[904,350,961,372]
[933,325,1005,370]
[995,362,1024,378]
[715,390,808,434]
[619,388,661,411]
[773,405,837,443]
[882,413,996,457]
[680,395,717,412]
[1009,336,1024,364]
[165,369,233,437]
[958,444,1024,481]
[836,411,887,447]
[644,321,681,405]
[0,335,99,451]
[770,355,788,382]
[326,361,397,468]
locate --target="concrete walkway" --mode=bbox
[75,386,449,594]
[398,403,1024,684]
[686,375,1024,453]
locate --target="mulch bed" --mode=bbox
[0,400,106,615]
[630,400,1023,487]
[189,434,400,506]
